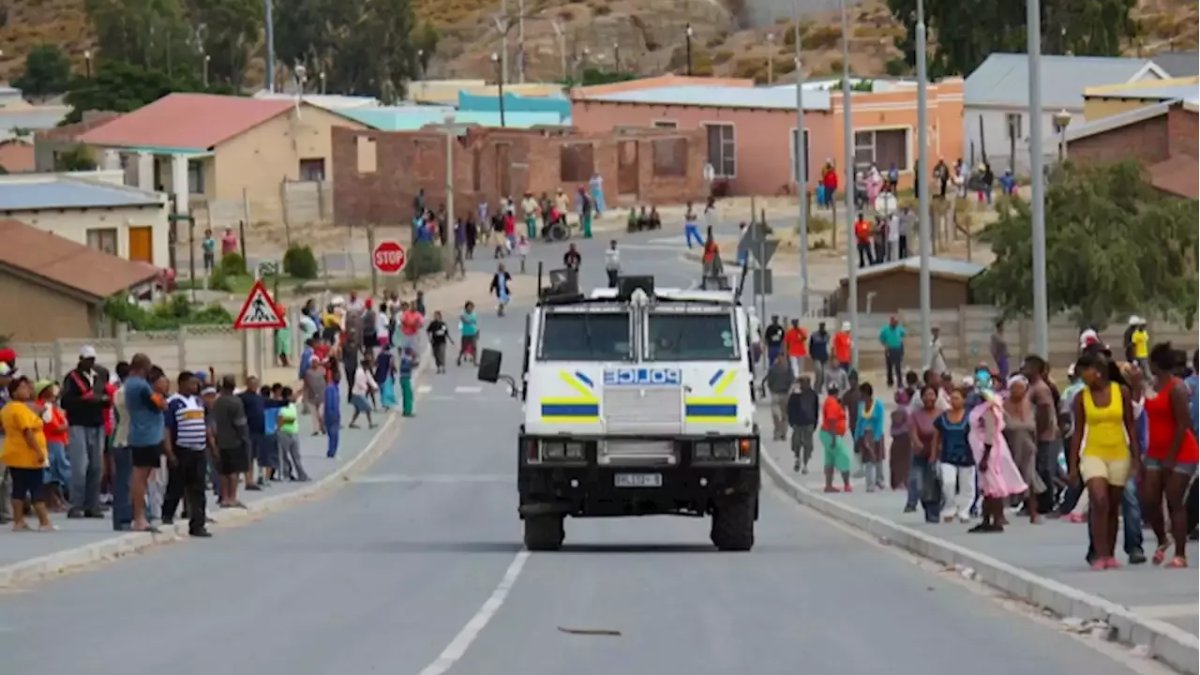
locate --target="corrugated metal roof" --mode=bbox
[77,93,295,150]
[965,53,1165,109]
[1067,100,1174,142]
[854,256,985,281]
[0,176,164,211]
[580,84,833,111]
[1150,52,1200,78]
[1089,82,1200,101]
[0,107,70,132]
[341,107,566,131]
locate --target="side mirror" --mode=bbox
[478,348,503,383]
[478,348,520,399]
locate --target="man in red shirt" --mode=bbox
[399,301,424,353]
[832,321,853,373]
[784,319,809,376]
[854,212,874,268]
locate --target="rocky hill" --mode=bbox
[0,0,1195,85]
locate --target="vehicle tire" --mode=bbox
[523,514,565,551]
[549,222,568,242]
[710,495,755,551]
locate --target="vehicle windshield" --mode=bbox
[539,312,631,361]
[646,312,738,361]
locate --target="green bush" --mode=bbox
[283,244,319,279]
[219,251,247,276]
[103,295,233,330]
[207,267,234,292]
[404,242,445,282]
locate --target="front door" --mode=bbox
[128,226,153,263]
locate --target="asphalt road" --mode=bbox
[0,229,1162,675]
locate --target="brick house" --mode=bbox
[332,125,707,226]
[1066,98,1198,199]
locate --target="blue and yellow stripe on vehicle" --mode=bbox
[540,370,600,423]
[686,368,739,423]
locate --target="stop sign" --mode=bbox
[372,240,407,275]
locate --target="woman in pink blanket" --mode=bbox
[968,373,1028,533]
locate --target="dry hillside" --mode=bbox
[0,0,1195,84]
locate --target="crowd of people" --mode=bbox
[756,314,1200,570]
[0,283,495,536]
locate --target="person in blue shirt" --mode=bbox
[457,301,479,366]
[1186,351,1199,434]
[878,316,906,388]
[125,354,166,533]
[238,377,267,491]
[298,339,315,383]
[808,322,830,393]
[323,363,342,458]
[399,348,417,417]
[854,382,887,492]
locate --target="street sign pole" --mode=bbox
[367,224,378,298]
[917,0,932,368]
[793,0,809,316]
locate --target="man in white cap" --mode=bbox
[60,345,112,518]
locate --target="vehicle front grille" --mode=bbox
[602,388,682,434]
[600,439,678,466]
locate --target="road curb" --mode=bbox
[760,445,1199,674]
[0,350,432,590]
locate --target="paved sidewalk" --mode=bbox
[0,402,384,574]
[755,402,1199,672]
[0,273,534,587]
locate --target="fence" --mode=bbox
[11,324,271,383]
[811,306,1198,372]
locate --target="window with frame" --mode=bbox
[853,128,908,170]
[790,128,811,183]
[187,159,205,194]
[1005,113,1023,140]
[299,158,326,181]
[704,123,736,178]
[86,228,118,256]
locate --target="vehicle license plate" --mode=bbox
[614,473,662,488]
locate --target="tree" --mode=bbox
[275,0,423,98]
[186,0,263,89]
[974,160,1198,330]
[62,60,223,124]
[86,0,197,74]
[54,144,99,171]
[13,44,73,101]
[885,0,1136,77]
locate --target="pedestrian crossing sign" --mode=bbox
[233,279,285,329]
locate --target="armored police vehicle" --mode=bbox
[478,272,760,552]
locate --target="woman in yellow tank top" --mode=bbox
[1068,351,1142,570]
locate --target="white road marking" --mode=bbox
[353,473,511,484]
[417,385,433,394]
[454,385,483,394]
[417,551,530,675]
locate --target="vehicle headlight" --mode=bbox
[694,440,736,461]
[541,441,586,461]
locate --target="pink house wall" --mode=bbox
[570,78,966,197]
[570,99,837,197]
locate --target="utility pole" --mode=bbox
[1027,0,1048,358]
[264,0,276,92]
[518,0,526,84]
[840,0,858,367]
[793,0,809,316]
[916,0,932,368]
